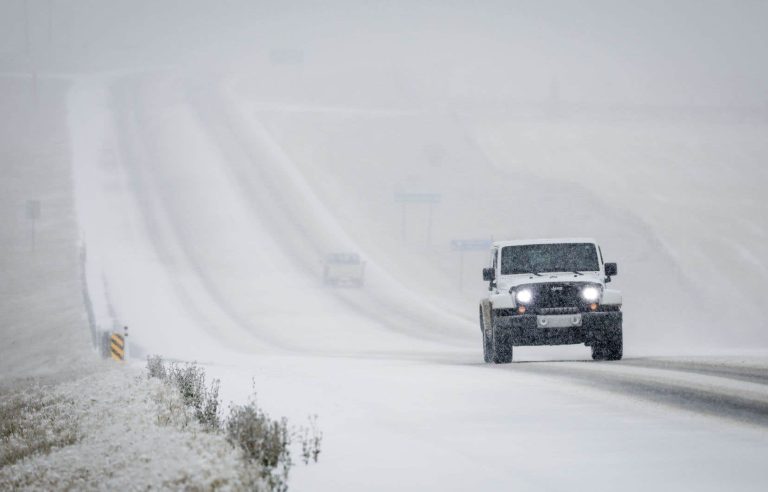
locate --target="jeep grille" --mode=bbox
[528,283,582,309]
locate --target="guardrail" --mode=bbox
[80,243,129,362]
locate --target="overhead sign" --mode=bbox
[269,49,304,65]
[450,239,492,251]
[393,192,441,204]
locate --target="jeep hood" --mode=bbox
[496,271,603,291]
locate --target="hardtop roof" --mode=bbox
[491,238,598,249]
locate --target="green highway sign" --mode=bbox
[393,192,441,204]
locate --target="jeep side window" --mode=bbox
[491,248,498,287]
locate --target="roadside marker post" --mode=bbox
[106,327,128,362]
[25,199,41,251]
[451,239,493,291]
[110,333,125,361]
[394,192,441,246]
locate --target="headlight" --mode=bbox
[581,286,601,302]
[516,288,533,304]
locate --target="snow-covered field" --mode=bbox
[2,2,768,489]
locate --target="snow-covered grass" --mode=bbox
[0,385,80,468]
[0,365,258,490]
[0,356,324,491]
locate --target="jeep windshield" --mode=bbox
[500,243,599,275]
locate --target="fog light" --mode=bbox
[518,306,526,314]
[590,303,598,311]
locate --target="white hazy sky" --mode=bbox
[1,0,766,107]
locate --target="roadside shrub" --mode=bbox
[227,399,292,492]
[298,415,322,465]
[226,397,323,492]
[146,355,167,379]
[167,363,221,431]
[146,356,221,431]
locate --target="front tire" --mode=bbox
[482,331,493,363]
[491,320,513,364]
[591,331,623,361]
[480,308,492,363]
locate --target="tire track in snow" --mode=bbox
[620,358,768,386]
[507,359,768,426]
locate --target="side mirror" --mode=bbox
[482,268,495,281]
[604,262,617,277]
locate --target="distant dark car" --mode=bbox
[323,253,365,287]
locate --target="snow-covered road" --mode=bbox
[68,72,768,491]
[206,354,768,491]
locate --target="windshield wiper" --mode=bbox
[529,271,543,277]
[571,271,584,276]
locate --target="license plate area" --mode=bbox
[537,314,582,328]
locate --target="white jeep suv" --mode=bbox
[479,238,622,363]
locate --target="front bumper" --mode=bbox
[494,311,622,346]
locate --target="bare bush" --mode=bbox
[152,381,195,429]
[167,363,221,431]
[146,356,221,431]
[146,355,167,380]
[0,386,80,467]
[226,398,292,492]
[298,415,323,465]
[226,399,323,492]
